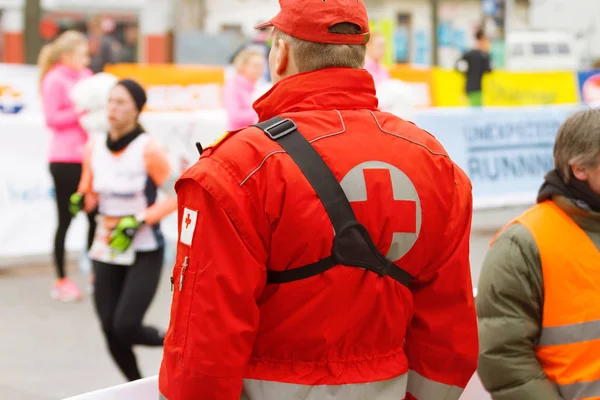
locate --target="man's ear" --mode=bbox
[275,38,289,76]
[572,163,589,181]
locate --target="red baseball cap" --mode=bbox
[255,0,371,45]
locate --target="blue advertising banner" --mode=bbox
[577,69,600,104]
[411,105,584,206]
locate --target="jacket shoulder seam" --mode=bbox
[366,110,449,158]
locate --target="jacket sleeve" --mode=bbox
[476,224,563,400]
[405,164,478,400]
[42,76,82,130]
[159,159,267,400]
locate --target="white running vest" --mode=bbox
[91,133,161,251]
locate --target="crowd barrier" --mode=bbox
[410,103,587,208]
[64,376,159,400]
[0,110,226,261]
[4,62,600,116]
[0,103,587,261]
[64,373,491,400]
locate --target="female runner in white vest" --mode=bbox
[70,79,177,381]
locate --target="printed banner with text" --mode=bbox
[411,105,584,205]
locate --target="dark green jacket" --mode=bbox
[476,196,600,400]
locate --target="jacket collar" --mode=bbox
[553,196,600,235]
[253,68,378,120]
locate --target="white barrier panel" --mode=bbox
[0,114,89,260]
[0,63,42,115]
[64,373,491,399]
[411,104,586,208]
[0,110,226,261]
[63,376,159,400]
[1,104,589,261]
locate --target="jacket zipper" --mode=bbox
[179,256,189,291]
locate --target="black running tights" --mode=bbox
[93,248,165,381]
[49,162,96,279]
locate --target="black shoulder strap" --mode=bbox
[255,117,357,234]
[254,117,413,287]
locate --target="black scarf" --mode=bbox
[537,169,600,212]
[106,125,144,153]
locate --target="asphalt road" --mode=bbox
[0,206,526,400]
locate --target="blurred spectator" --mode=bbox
[87,16,115,74]
[477,109,600,400]
[223,46,266,131]
[455,28,492,107]
[37,30,96,302]
[71,72,118,134]
[117,24,139,63]
[229,26,271,82]
[364,32,391,84]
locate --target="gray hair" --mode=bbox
[272,23,367,73]
[554,109,600,182]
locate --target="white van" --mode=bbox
[505,31,580,71]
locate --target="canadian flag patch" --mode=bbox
[180,208,198,246]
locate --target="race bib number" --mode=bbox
[89,215,136,266]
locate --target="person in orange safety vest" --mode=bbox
[477,109,600,400]
[158,0,478,399]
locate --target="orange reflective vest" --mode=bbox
[511,201,600,400]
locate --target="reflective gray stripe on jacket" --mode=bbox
[241,373,407,400]
[160,369,464,400]
[407,370,464,400]
[558,378,600,400]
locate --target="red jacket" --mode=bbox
[159,68,478,400]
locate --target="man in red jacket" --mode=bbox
[159,0,478,398]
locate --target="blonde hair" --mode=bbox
[272,23,367,73]
[233,46,265,73]
[38,30,87,86]
[554,109,600,182]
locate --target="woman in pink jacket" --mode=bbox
[38,30,95,302]
[223,46,266,131]
[364,32,391,85]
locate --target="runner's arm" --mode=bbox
[77,141,98,212]
[141,139,178,225]
[404,164,478,400]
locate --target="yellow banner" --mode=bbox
[483,71,578,106]
[104,64,225,111]
[431,69,469,107]
[104,63,579,110]
[430,68,579,107]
